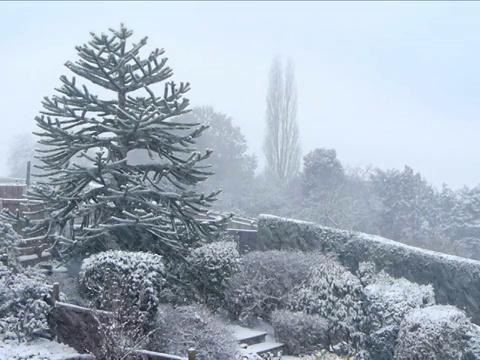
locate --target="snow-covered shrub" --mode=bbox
[394,305,472,360]
[356,261,377,286]
[286,260,366,354]
[160,240,241,307]
[187,241,241,308]
[147,304,239,360]
[271,309,329,356]
[363,271,435,332]
[223,250,325,324]
[79,250,164,325]
[464,324,480,360]
[366,325,398,360]
[0,220,23,271]
[0,268,59,340]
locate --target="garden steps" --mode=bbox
[17,251,52,266]
[230,324,284,356]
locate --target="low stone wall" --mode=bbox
[257,214,480,324]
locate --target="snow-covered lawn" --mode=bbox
[0,338,86,360]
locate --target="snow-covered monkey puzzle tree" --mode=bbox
[18,25,229,259]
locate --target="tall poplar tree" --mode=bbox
[263,56,301,184]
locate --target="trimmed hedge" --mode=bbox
[79,250,164,323]
[258,215,480,324]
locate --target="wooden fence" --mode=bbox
[50,283,196,360]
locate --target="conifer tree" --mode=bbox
[10,25,229,260]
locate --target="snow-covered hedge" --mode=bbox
[148,304,239,360]
[394,305,472,360]
[79,250,164,322]
[364,271,435,332]
[258,215,480,324]
[271,310,329,356]
[286,261,366,353]
[0,268,59,340]
[223,250,325,324]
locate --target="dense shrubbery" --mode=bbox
[223,250,326,324]
[160,239,241,307]
[79,250,165,324]
[271,309,329,356]
[286,260,366,353]
[148,304,239,360]
[0,269,59,340]
[363,270,435,332]
[394,305,471,360]
[187,240,241,308]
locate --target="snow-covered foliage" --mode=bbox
[363,270,435,332]
[147,304,239,360]
[394,305,472,360]
[258,214,480,324]
[187,240,241,308]
[79,250,164,322]
[0,268,57,341]
[286,260,366,353]
[223,251,324,324]
[0,220,23,271]
[366,325,398,360]
[271,309,329,356]
[18,24,229,263]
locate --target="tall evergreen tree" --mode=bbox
[11,25,228,260]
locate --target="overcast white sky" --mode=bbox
[1,1,480,189]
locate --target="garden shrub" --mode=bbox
[79,250,164,326]
[0,220,23,272]
[271,309,329,356]
[223,250,327,324]
[365,325,398,360]
[286,260,366,354]
[394,305,472,360]
[0,268,60,340]
[148,304,239,360]
[187,240,241,308]
[363,270,435,332]
[160,240,241,308]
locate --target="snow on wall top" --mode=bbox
[257,214,480,325]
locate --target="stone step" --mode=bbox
[247,341,284,356]
[230,325,267,346]
[17,251,52,266]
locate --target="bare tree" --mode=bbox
[263,56,301,184]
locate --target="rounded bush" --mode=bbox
[271,309,329,356]
[79,250,164,320]
[394,305,472,360]
[187,241,240,307]
[148,304,239,360]
[223,250,326,324]
[364,271,435,332]
[286,260,366,352]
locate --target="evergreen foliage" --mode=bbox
[9,25,229,260]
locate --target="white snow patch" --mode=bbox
[0,338,81,360]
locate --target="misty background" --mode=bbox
[2,1,480,189]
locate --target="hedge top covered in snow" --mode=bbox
[258,214,480,324]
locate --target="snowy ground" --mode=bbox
[0,338,84,360]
